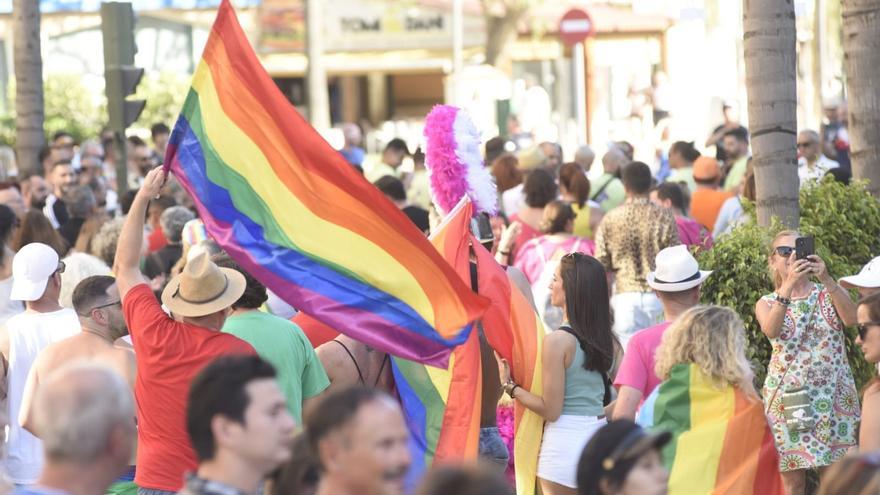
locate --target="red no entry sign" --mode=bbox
[559,8,595,46]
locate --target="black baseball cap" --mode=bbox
[577,420,671,495]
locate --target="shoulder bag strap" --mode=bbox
[764,299,818,413]
[591,175,614,200]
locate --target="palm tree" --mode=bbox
[12,0,45,177]
[743,0,800,227]
[842,0,880,197]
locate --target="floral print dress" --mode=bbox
[761,284,860,471]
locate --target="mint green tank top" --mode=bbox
[562,341,606,416]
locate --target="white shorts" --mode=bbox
[537,414,606,488]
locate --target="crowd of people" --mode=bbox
[0,101,873,495]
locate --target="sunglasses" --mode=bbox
[76,298,121,318]
[796,142,813,149]
[857,321,880,340]
[774,246,795,258]
[54,261,65,275]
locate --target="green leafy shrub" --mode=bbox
[698,176,880,390]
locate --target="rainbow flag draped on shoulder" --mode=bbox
[638,363,784,495]
[392,197,545,495]
[163,0,488,366]
[392,198,482,480]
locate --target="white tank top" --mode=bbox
[4,308,79,484]
[0,277,23,325]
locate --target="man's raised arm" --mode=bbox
[114,167,166,299]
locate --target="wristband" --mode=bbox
[504,381,520,398]
[775,294,792,306]
[509,384,520,398]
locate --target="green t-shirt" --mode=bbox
[723,156,749,192]
[591,173,626,213]
[222,311,330,423]
[667,166,696,193]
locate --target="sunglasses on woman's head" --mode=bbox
[774,246,795,258]
[857,321,880,340]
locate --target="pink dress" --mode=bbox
[513,235,595,284]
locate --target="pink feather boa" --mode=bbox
[423,104,497,216]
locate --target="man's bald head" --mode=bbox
[574,146,596,170]
[602,148,628,175]
[34,363,135,464]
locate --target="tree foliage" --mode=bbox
[698,176,880,391]
[133,71,190,131]
[0,71,189,147]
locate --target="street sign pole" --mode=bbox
[573,41,587,145]
[559,8,595,145]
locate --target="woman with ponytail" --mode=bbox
[559,163,603,239]
[666,141,701,193]
[500,253,619,495]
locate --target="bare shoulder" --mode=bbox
[100,346,137,387]
[316,340,346,368]
[544,330,576,353]
[32,340,62,372]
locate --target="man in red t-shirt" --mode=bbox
[115,167,256,494]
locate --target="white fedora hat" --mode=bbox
[646,244,712,292]
[840,256,880,289]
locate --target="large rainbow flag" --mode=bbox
[392,198,482,481]
[163,0,489,366]
[638,363,784,495]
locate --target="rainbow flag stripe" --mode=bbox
[164,0,488,366]
[473,243,545,495]
[392,198,482,479]
[639,363,784,495]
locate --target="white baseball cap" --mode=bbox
[647,244,712,292]
[840,256,880,289]
[11,243,61,302]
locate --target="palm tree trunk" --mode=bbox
[12,0,44,178]
[481,0,529,70]
[743,0,800,228]
[843,0,880,197]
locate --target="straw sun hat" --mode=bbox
[161,252,245,318]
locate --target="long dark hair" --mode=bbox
[858,292,880,395]
[0,204,17,264]
[559,253,617,374]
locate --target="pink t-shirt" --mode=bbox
[676,216,713,251]
[613,321,671,401]
[513,236,595,284]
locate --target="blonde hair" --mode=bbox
[768,230,799,289]
[654,305,756,395]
